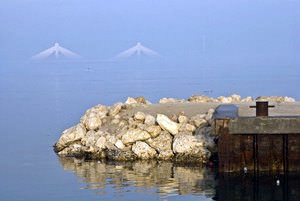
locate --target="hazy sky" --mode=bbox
[0,0,299,65]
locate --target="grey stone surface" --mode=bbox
[228,117,300,134]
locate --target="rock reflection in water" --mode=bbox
[58,157,216,199]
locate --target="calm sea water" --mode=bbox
[0,61,299,201]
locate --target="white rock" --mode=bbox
[55,123,86,151]
[159,98,184,104]
[80,105,108,130]
[128,117,136,126]
[178,115,188,124]
[80,110,102,130]
[241,96,253,102]
[173,134,204,153]
[125,97,138,105]
[137,123,147,131]
[115,140,125,150]
[95,136,106,150]
[144,114,156,126]
[81,130,97,147]
[145,100,152,105]
[109,103,123,116]
[185,123,196,132]
[145,125,162,138]
[231,94,241,102]
[179,123,187,132]
[111,119,120,125]
[256,96,295,103]
[146,131,174,159]
[118,120,128,128]
[172,134,211,162]
[132,141,157,159]
[114,114,121,119]
[121,129,151,145]
[106,134,117,144]
[156,114,179,135]
[94,105,109,119]
[284,96,295,102]
[218,96,232,103]
[135,96,147,104]
[194,118,208,128]
[188,95,214,103]
[134,112,146,122]
[178,123,196,133]
[86,105,109,118]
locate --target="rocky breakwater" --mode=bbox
[53,94,296,164]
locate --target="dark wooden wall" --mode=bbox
[216,119,300,173]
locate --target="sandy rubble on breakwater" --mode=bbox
[54,94,296,163]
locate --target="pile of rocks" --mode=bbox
[54,94,296,164]
[54,97,216,163]
[160,94,295,104]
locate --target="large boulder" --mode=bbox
[114,140,125,150]
[54,123,86,152]
[134,111,146,122]
[121,129,151,145]
[144,114,156,126]
[156,114,179,135]
[125,97,138,105]
[147,131,174,159]
[132,141,157,159]
[172,134,211,163]
[145,125,162,138]
[80,105,109,130]
[80,111,102,131]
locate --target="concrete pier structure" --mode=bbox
[213,102,300,173]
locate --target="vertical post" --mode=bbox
[253,134,259,201]
[283,135,288,173]
[250,101,275,117]
[282,135,289,201]
[256,101,269,116]
[253,134,259,173]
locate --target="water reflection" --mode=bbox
[215,173,300,201]
[58,158,300,201]
[58,157,216,199]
